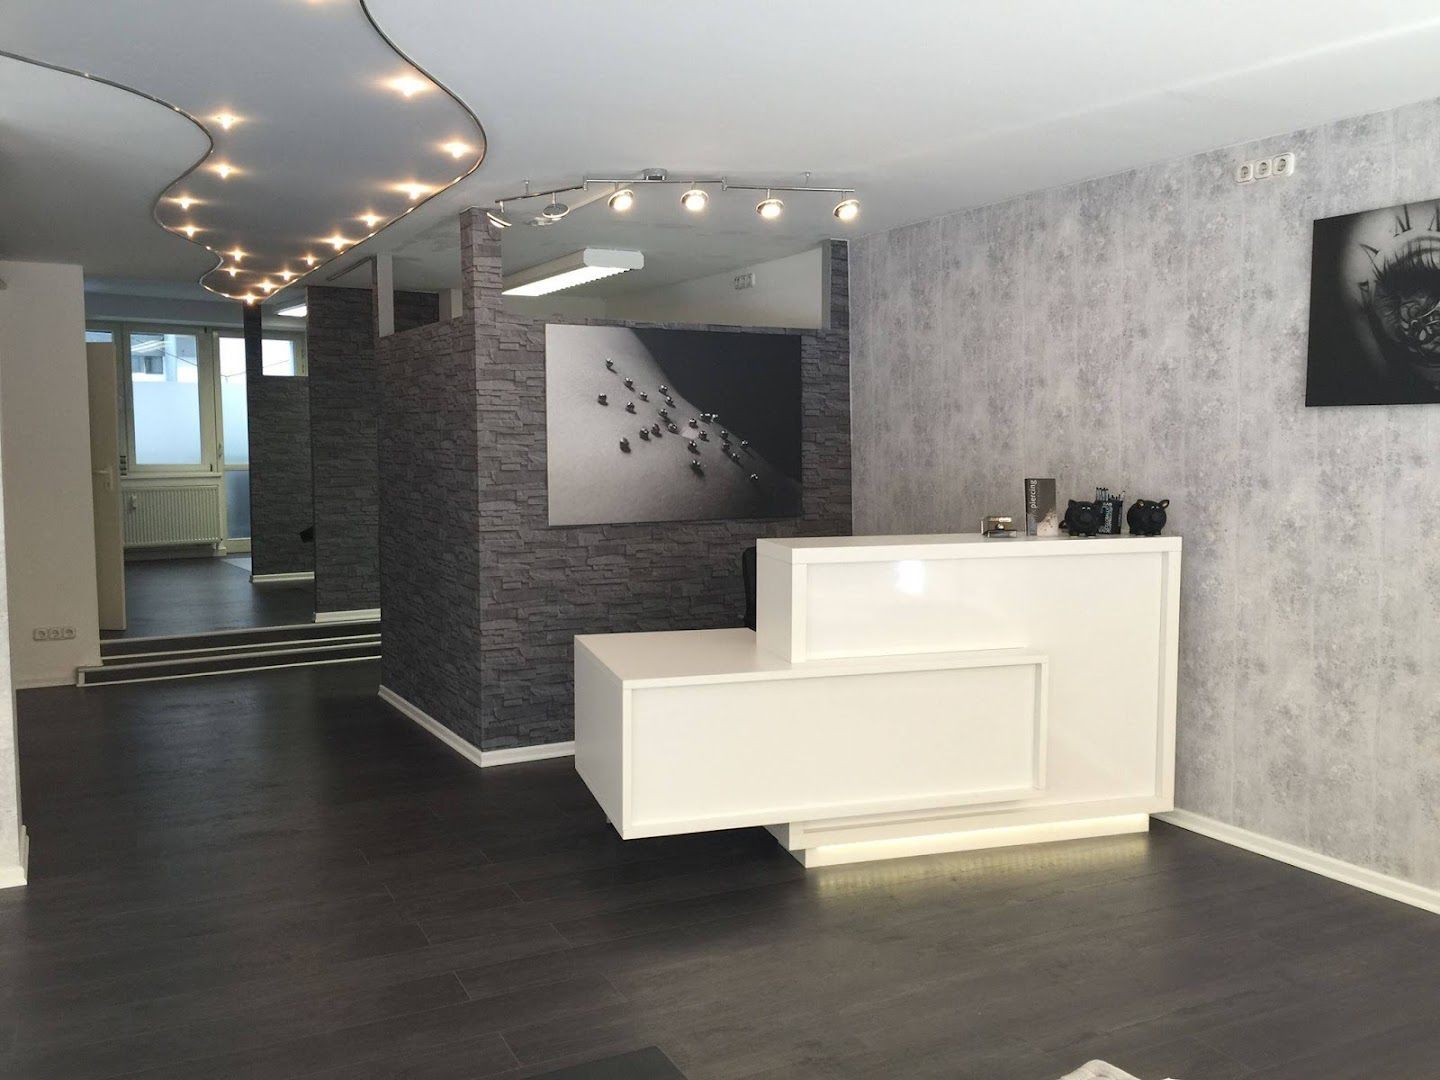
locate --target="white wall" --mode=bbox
[0,260,102,686]
[0,355,24,887]
[503,245,827,329]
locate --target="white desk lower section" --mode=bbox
[575,534,1180,867]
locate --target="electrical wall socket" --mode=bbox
[32,626,76,642]
[1236,151,1297,184]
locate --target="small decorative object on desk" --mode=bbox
[1127,498,1169,536]
[1061,499,1103,536]
[1094,487,1125,535]
[1025,477,1059,536]
[981,515,1019,537]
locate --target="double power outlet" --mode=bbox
[33,626,76,642]
[1236,152,1297,185]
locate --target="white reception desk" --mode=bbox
[575,534,1180,867]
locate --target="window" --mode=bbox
[129,330,203,466]
[87,320,305,545]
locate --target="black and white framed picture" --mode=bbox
[1306,198,1440,405]
[545,324,803,527]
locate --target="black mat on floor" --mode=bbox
[531,1046,686,1079]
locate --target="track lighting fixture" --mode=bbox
[486,205,513,229]
[541,200,570,221]
[607,189,636,213]
[833,196,860,223]
[756,191,784,220]
[681,187,708,213]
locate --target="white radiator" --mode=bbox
[122,482,224,548]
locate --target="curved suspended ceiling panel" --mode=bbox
[0,0,483,301]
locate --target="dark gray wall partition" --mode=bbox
[375,210,851,751]
[244,302,314,577]
[376,307,482,744]
[309,286,441,616]
[470,224,853,749]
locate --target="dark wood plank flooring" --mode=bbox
[5,663,1440,1078]
[105,558,313,639]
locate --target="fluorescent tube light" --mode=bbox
[501,248,644,297]
[277,303,307,318]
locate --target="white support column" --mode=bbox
[373,253,395,338]
[438,287,463,322]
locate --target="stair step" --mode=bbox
[79,640,381,687]
[102,632,380,666]
[101,620,379,659]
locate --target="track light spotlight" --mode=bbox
[486,204,513,229]
[833,196,860,223]
[607,189,635,213]
[756,191,784,221]
[540,201,570,221]
[681,187,708,213]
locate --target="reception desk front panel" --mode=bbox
[577,533,1180,866]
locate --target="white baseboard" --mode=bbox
[251,571,314,584]
[481,741,576,766]
[377,685,574,769]
[0,827,29,890]
[315,608,380,624]
[1158,809,1440,917]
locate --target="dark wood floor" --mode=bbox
[5,664,1440,1079]
[104,557,314,639]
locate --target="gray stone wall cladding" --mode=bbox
[245,302,314,577]
[463,212,852,749]
[375,304,484,746]
[308,287,440,614]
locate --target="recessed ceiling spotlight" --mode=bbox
[225,266,238,277]
[360,212,382,227]
[607,188,635,213]
[211,112,240,130]
[280,269,295,281]
[441,140,472,159]
[540,200,570,221]
[212,161,236,179]
[229,247,245,262]
[832,196,860,223]
[242,293,257,305]
[387,74,429,98]
[173,195,197,211]
[396,182,430,201]
[259,280,276,293]
[756,191,784,220]
[326,233,348,250]
[304,253,318,266]
[181,225,199,238]
[681,187,708,213]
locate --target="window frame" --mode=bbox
[86,320,307,480]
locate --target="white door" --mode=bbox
[86,343,126,631]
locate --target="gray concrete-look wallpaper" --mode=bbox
[850,98,1440,889]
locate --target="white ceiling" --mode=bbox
[0,0,482,303]
[5,1,1440,307]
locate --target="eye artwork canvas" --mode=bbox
[1306,198,1440,405]
[545,324,803,526]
